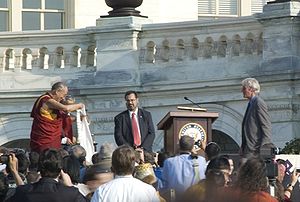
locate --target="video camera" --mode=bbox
[194,139,202,149]
[260,146,280,180]
[260,146,280,197]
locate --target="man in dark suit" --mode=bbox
[241,78,273,158]
[114,90,155,152]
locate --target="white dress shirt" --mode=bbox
[91,175,159,202]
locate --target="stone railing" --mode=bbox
[0,29,97,74]
[139,30,263,64]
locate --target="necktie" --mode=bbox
[132,113,141,146]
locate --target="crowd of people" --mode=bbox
[0,79,298,201]
[0,138,299,202]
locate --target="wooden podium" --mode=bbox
[157,110,218,155]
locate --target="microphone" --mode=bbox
[177,97,206,112]
[184,97,201,108]
[184,97,202,109]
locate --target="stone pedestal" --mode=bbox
[92,16,151,85]
[257,1,300,71]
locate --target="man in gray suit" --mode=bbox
[240,78,273,158]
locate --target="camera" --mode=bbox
[194,139,202,149]
[259,145,280,180]
[0,155,9,165]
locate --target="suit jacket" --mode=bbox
[114,108,155,152]
[241,96,273,157]
[6,177,88,202]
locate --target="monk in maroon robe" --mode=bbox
[30,82,84,153]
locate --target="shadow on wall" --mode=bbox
[1,139,30,151]
[212,129,239,154]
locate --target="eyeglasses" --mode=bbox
[126,99,136,102]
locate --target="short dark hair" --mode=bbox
[112,145,136,176]
[205,142,221,161]
[38,149,62,178]
[62,155,80,184]
[51,82,66,91]
[71,145,86,166]
[157,152,171,167]
[206,156,230,175]
[179,136,194,152]
[124,90,138,99]
[29,151,40,172]
[276,158,285,165]
[15,151,30,174]
[205,156,230,187]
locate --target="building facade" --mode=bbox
[0,1,299,153]
[0,0,271,31]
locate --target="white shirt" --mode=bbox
[91,175,159,202]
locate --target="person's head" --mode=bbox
[144,151,156,165]
[241,78,260,99]
[61,95,75,105]
[15,150,30,175]
[236,157,268,193]
[125,90,139,112]
[62,155,80,184]
[58,148,70,159]
[51,82,68,102]
[92,143,114,164]
[157,151,171,168]
[83,160,113,192]
[205,142,221,161]
[220,154,234,175]
[5,149,30,175]
[38,149,62,178]
[111,145,136,176]
[29,151,40,172]
[205,156,231,187]
[71,145,86,167]
[276,159,286,183]
[179,136,195,153]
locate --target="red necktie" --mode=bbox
[132,113,141,146]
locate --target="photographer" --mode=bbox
[3,151,29,201]
[8,153,25,187]
[162,136,207,196]
[7,148,88,202]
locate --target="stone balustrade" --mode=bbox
[0,17,263,75]
[140,32,263,64]
[0,30,96,74]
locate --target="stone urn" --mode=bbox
[103,0,146,17]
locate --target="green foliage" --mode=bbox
[281,138,300,154]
